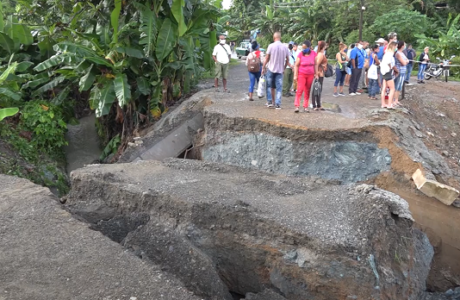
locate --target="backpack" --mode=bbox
[322,63,334,78]
[247,52,261,73]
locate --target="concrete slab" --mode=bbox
[412,169,459,205]
[0,175,200,300]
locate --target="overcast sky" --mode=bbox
[222,0,232,9]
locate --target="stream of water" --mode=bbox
[64,114,102,174]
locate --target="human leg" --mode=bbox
[317,77,324,109]
[381,80,387,108]
[386,80,395,108]
[283,68,293,95]
[339,71,346,93]
[274,73,284,107]
[405,65,413,83]
[418,64,425,81]
[214,62,222,88]
[295,74,307,108]
[266,71,273,105]
[349,69,357,93]
[222,63,229,91]
[394,73,405,104]
[304,74,315,108]
[248,71,256,100]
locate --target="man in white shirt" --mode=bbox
[212,35,232,92]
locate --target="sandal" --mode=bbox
[313,108,318,111]
[215,88,220,92]
[224,89,230,93]
[319,107,325,111]
[304,108,310,113]
[249,98,254,101]
[294,107,299,113]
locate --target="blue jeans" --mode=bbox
[266,70,283,106]
[418,64,427,81]
[368,79,379,97]
[248,71,261,93]
[334,69,346,87]
[405,64,413,82]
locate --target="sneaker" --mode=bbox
[333,93,339,97]
[275,105,281,110]
[266,102,273,107]
[404,81,409,84]
[349,93,356,96]
[294,107,299,113]
[356,92,362,95]
[304,108,310,113]
[339,93,346,97]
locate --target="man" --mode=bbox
[262,32,290,109]
[358,41,369,91]
[212,34,232,92]
[404,44,416,85]
[348,41,364,96]
[282,41,298,97]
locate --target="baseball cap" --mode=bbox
[375,38,385,43]
[288,41,295,45]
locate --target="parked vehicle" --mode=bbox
[424,55,456,82]
[235,39,265,59]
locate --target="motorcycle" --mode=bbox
[424,55,456,82]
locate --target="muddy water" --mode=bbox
[384,184,460,290]
[64,115,101,174]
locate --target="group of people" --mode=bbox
[212,31,432,111]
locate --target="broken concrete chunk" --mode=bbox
[0,175,200,300]
[412,169,460,206]
[68,159,433,300]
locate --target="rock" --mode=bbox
[0,175,200,300]
[412,169,460,206]
[245,289,287,300]
[427,131,434,137]
[452,200,460,208]
[452,132,457,138]
[67,159,433,300]
[442,151,449,157]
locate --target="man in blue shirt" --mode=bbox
[349,42,364,95]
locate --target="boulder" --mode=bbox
[0,175,200,300]
[412,169,460,205]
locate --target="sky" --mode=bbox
[222,0,233,9]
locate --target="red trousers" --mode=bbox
[295,73,314,108]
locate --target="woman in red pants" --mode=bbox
[293,40,317,113]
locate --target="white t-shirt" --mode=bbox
[380,52,395,75]
[212,43,231,64]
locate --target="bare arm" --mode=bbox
[212,55,217,63]
[397,52,408,66]
[315,53,322,78]
[373,53,380,66]
[293,57,300,80]
[336,52,344,64]
[262,53,270,74]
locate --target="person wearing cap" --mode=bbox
[283,41,298,97]
[375,38,386,89]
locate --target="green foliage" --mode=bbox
[416,14,460,57]
[370,9,427,43]
[99,134,120,161]
[20,101,68,153]
[0,107,18,121]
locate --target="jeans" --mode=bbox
[368,79,379,97]
[283,68,293,95]
[295,73,314,108]
[418,64,427,81]
[248,71,261,93]
[266,70,284,106]
[312,77,324,108]
[349,68,362,93]
[334,69,346,87]
[405,64,413,82]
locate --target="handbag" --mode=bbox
[257,76,266,97]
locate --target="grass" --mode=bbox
[200,58,241,80]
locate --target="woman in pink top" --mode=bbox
[293,40,317,113]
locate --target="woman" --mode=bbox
[245,41,263,101]
[333,42,348,97]
[344,44,355,86]
[380,41,399,109]
[394,41,409,106]
[293,40,317,113]
[313,41,327,111]
[367,44,380,100]
[417,47,430,84]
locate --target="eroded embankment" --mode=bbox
[192,108,460,292]
[67,159,433,300]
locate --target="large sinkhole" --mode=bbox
[200,131,392,183]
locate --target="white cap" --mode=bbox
[375,38,385,43]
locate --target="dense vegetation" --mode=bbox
[0,0,222,193]
[224,0,460,59]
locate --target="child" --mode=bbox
[367,45,380,100]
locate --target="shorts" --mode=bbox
[394,73,405,91]
[215,62,229,79]
[382,71,393,81]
